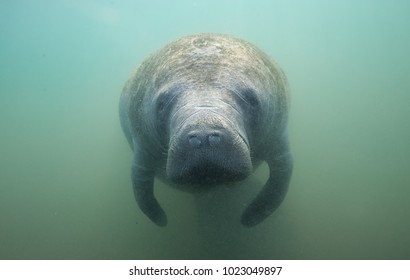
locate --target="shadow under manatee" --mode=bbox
[193,168,281,259]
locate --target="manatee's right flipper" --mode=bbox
[131,149,167,227]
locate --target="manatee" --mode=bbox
[119,34,292,227]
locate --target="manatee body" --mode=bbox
[119,34,292,227]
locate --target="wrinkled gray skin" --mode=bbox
[119,34,292,227]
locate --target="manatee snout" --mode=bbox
[166,113,252,186]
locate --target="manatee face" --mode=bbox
[160,87,255,186]
[119,33,292,227]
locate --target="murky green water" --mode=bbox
[1,0,409,259]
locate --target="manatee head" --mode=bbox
[138,35,275,189]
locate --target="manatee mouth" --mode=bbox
[170,162,250,185]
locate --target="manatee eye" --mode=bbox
[242,88,260,109]
[239,88,261,127]
[155,89,178,123]
[156,97,165,114]
[156,92,170,117]
[154,93,171,138]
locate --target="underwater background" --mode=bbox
[1,0,409,259]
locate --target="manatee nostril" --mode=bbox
[208,133,221,147]
[188,135,202,148]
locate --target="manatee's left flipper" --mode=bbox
[131,151,167,227]
[241,142,292,227]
